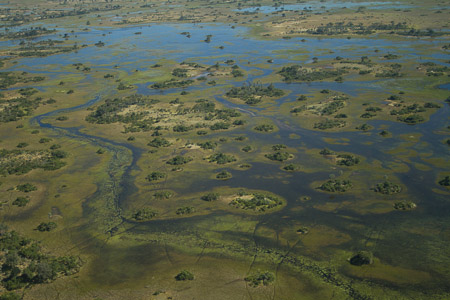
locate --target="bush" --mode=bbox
[12,197,29,207]
[297,95,307,101]
[39,138,52,143]
[197,141,217,150]
[0,292,21,300]
[314,119,346,130]
[176,206,195,215]
[233,119,246,125]
[379,130,390,137]
[230,193,282,211]
[336,154,360,166]
[374,181,401,194]
[241,145,252,152]
[148,137,171,148]
[244,271,275,287]
[279,65,346,82]
[319,148,334,155]
[166,155,192,165]
[146,172,165,182]
[283,164,297,171]
[321,100,344,115]
[216,171,232,179]
[209,153,236,164]
[36,222,57,232]
[397,114,425,124]
[210,122,230,131]
[226,82,284,104]
[265,151,290,162]
[439,176,450,186]
[349,251,373,266]
[17,183,37,192]
[272,144,286,151]
[16,142,28,148]
[175,270,194,281]
[254,124,274,132]
[394,201,416,210]
[132,208,158,221]
[173,124,192,132]
[201,193,219,201]
[151,79,194,89]
[355,123,372,131]
[319,179,353,192]
[172,68,188,78]
[154,191,173,199]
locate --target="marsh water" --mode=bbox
[4,22,450,297]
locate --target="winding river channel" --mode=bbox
[2,21,450,298]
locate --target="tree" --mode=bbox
[34,261,55,283]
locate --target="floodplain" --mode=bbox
[0,0,449,299]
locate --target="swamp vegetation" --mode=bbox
[0,0,449,299]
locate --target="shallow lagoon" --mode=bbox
[2,21,450,299]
